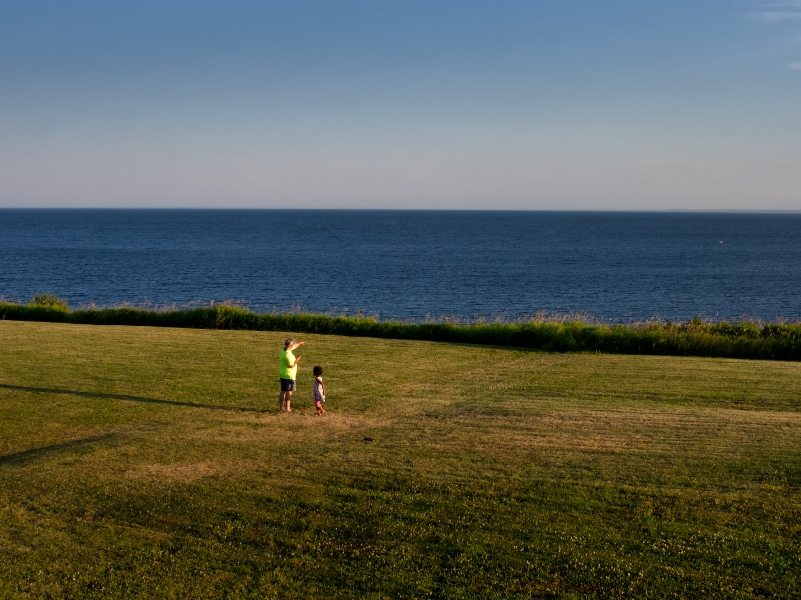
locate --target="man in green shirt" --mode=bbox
[279,338,304,412]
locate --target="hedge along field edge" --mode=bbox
[1,302,800,361]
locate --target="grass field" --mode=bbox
[1,321,800,599]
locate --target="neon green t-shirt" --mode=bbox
[280,349,297,380]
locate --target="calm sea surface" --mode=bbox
[1,210,800,322]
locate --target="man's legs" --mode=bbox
[278,380,295,412]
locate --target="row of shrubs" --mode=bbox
[2,296,800,361]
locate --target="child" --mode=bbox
[313,366,326,415]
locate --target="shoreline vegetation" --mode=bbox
[2,294,800,361]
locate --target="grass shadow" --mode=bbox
[0,432,125,466]
[0,383,265,414]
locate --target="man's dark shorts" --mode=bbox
[280,378,297,392]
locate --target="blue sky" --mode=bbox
[1,0,799,209]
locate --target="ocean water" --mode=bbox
[1,209,800,323]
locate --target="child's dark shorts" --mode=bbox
[280,378,297,392]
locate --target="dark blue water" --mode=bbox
[1,209,800,322]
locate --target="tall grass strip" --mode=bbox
[1,301,800,361]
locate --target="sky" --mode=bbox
[1,0,800,210]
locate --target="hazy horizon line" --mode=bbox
[2,207,800,214]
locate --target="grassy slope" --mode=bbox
[0,321,799,599]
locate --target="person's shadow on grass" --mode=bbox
[0,383,265,414]
[0,432,125,466]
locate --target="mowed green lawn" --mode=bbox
[1,321,799,599]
